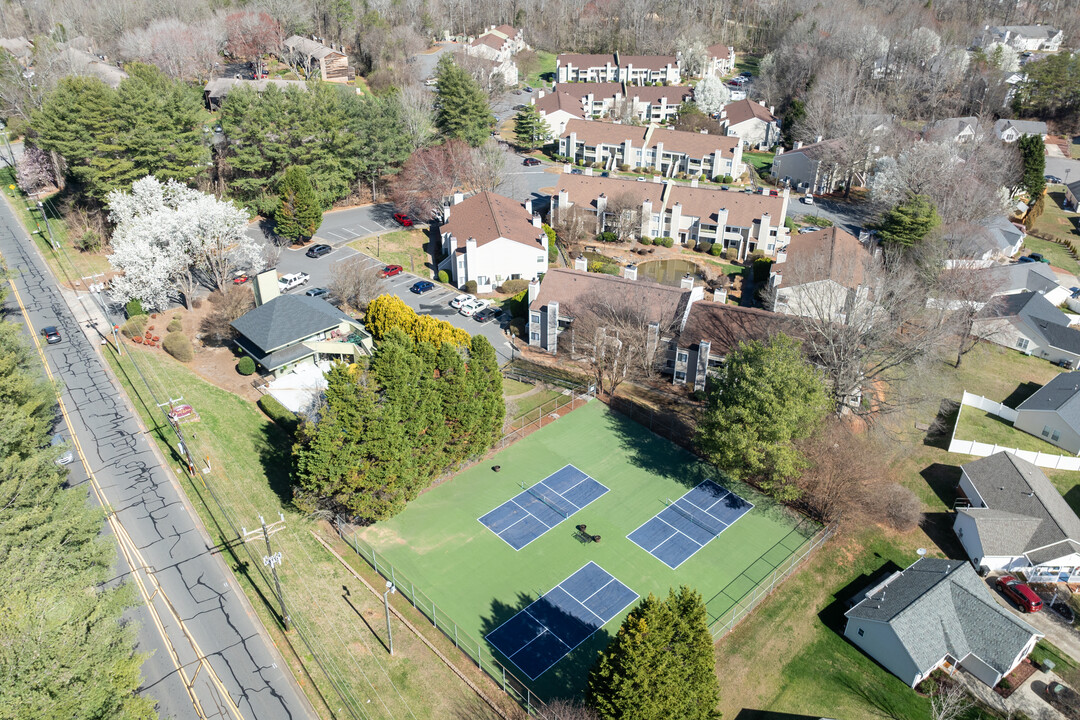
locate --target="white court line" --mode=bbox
[550,584,606,626]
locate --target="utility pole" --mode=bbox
[383,581,396,655]
[243,514,290,631]
[37,201,57,249]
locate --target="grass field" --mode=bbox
[348,228,432,276]
[357,400,812,701]
[509,387,564,418]
[523,50,556,88]
[742,151,775,173]
[953,406,1064,455]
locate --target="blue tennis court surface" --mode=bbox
[478,465,609,550]
[628,480,753,569]
[486,562,638,680]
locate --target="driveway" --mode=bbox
[791,196,878,237]
[985,574,1080,661]
[1045,156,1080,187]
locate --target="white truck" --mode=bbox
[278,272,310,292]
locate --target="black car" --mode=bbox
[42,326,61,344]
[473,307,502,323]
[305,244,332,258]
[410,280,435,294]
[1046,174,1063,184]
[305,287,330,298]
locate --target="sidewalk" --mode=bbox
[961,667,1068,720]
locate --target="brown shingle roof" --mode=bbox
[554,82,624,100]
[554,174,665,211]
[494,24,517,38]
[667,184,785,228]
[558,53,616,68]
[707,43,732,60]
[472,34,507,50]
[625,85,693,103]
[442,192,544,250]
[534,91,585,116]
[721,99,776,126]
[679,302,802,354]
[772,227,865,289]
[563,118,648,147]
[563,119,739,158]
[530,268,691,331]
[618,55,678,70]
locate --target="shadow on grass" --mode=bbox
[604,403,711,489]
[920,512,966,559]
[1003,382,1043,408]
[920,463,961,508]
[478,591,614,703]
[257,418,295,507]
[1065,486,1080,519]
[923,399,959,450]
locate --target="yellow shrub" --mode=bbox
[365,294,470,346]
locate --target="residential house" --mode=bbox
[943,216,1026,265]
[0,36,34,65]
[925,116,981,143]
[844,557,1041,688]
[771,139,849,194]
[705,43,735,77]
[954,452,1080,581]
[971,291,1080,367]
[978,262,1069,306]
[556,52,681,85]
[203,78,309,111]
[283,36,349,83]
[438,192,548,293]
[536,83,690,124]
[993,118,1048,142]
[551,173,790,258]
[718,99,780,150]
[527,267,700,354]
[532,91,586,137]
[1014,372,1080,455]
[670,302,801,390]
[57,45,127,88]
[558,119,743,179]
[465,24,525,87]
[1065,180,1080,211]
[768,227,869,320]
[979,25,1064,53]
[231,272,372,378]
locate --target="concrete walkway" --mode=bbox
[960,667,1068,720]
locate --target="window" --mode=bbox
[477,276,488,286]
[857,628,864,637]
[538,255,545,263]
[1042,425,1053,438]
[530,332,540,341]
[530,313,540,324]
[1053,430,1061,442]
[677,351,689,363]
[1017,338,1030,351]
[495,274,503,283]
[675,370,686,381]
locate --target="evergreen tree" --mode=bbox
[0,319,156,720]
[696,334,829,500]
[876,193,940,248]
[587,587,719,720]
[434,54,495,147]
[513,105,552,151]
[1017,133,1046,200]
[274,166,322,241]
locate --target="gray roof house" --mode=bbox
[971,291,1080,366]
[993,119,1048,142]
[1013,372,1080,456]
[944,216,1025,263]
[925,116,981,143]
[231,273,372,377]
[1066,179,1080,212]
[844,558,1041,688]
[979,262,1066,304]
[954,452,1080,581]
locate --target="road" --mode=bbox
[0,194,313,720]
[1045,155,1080,187]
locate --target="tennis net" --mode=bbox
[524,483,570,519]
[668,501,725,536]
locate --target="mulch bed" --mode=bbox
[996,658,1037,698]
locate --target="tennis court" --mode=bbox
[628,480,753,568]
[478,465,609,550]
[486,562,637,680]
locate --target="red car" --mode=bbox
[378,265,403,278]
[393,213,413,227]
[996,575,1043,613]
[232,272,249,284]
[523,157,541,166]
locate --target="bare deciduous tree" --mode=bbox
[466,137,505,193]
[399,83,436,150]
[199,285,255,345]
[930,681,973,720]
[603,192,641,241]
[553,203,597,249]
[390,140,474,221]
[330,257,381,311]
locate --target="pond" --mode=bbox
[635,258,705,287]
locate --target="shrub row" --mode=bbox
[258,395,298,435]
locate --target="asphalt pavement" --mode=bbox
[0,194,313,720]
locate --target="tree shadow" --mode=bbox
[1064,486,1080,518]
[478,591,614,703]
[1002,382,1041,409]
[735,712,840,720]
[919,512,965,559]
[923,399,958,450]
[256,417,295,507]
[920,463,961,509]
[603,403,712,489]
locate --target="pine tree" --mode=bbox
[274,166,323,241]
[1017,133,1046,200]
[353,93,412,200]
[513,105,552,151]
[876,193,941,248]
[587,587,720,720]
[434,54,495,147]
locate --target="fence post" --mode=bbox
[410,582,415,608]
[433,603,438,630]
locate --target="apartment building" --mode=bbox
[555,52,681,85]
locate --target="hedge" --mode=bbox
[437,270,449,283]
[639,236,652,245]
[125,299,144,318]
[237,356,256,375]
[162,332,194,362]
[121,314,149,339]
[167,319,183,333]
[464,280,477,294]
[258,395,298,435]
[499,278,530,294]
[709,244,724,256]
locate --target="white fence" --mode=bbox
[948,391,1080,470]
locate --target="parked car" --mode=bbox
[996,575,1043,613]
[740,71,753,77]
[305,287,330,298]
[798,226,822,234]
[459,298,489,317]
[1046,174,1063,184]
[636,176,647,182]
[1028,253,1050,263]
[523,158,541,166]
[570,168,583,175]
[50,434,73,466]
[802,194,814,205]
[305,243,332,258]
[1017,255,1035,263]
[41,326,61,344]
[410,280,435,294]
[393,212,413,227]
[232,271,249,284]
[278,272,310,292]
[450,293,476,309]
[1044,681,1080,717]
[523,85,533,92]
[474,307,502,323]
[378,265,403,278]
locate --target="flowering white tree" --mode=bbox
[693,75,730,116]
[107,176,257,310]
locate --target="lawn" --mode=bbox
[502,378,533,396]
[953,407,1065,455]
[356,401,811,701]
[1029,193,1080,267]
[508,387,565,419]
[101,343,510,720]
[348,228,433,276]
[523,50,556,88]
[733,53,762,77]
[742,151,775,173]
